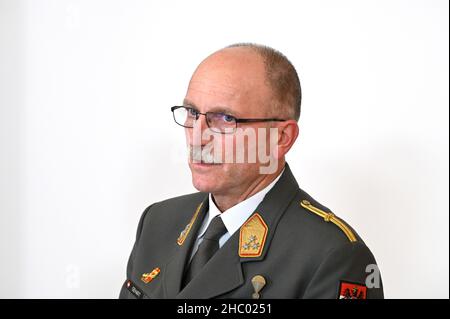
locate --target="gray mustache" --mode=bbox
[188,143,223,164]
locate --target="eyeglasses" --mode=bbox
[171,106,286,134]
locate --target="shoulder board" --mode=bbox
[300,200,357,242]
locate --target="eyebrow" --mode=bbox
[182,99,238,116]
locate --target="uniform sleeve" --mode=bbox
[301,241,384,299]
[119,204,153,299]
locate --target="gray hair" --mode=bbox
[226,43,302,121]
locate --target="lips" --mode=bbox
[192,161,222,165]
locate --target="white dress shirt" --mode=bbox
[188,168,284,261]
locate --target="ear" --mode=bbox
[273,120,299,159]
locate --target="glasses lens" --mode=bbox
[173,107,196,127]
[207,113,236,133]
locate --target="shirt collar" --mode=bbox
[197,168,285,239]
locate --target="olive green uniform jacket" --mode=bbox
[119,164,383,299]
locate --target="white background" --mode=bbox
[0,0,448,298]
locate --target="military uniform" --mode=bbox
[119,164,384,299]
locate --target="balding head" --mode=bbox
[226,43,301,121]
[189,43,301,121]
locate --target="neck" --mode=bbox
[212,161,285,212]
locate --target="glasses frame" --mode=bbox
[171,106,286,134]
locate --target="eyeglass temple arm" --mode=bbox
[236,118,286,123]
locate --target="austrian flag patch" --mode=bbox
[338,281,367,299]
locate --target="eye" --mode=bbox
[187,108,198,117]
[222,114,235,123]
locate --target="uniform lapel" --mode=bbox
[162,195,209,298]
[239,163,300,263]
[176,163,300,299]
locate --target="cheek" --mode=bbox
[211,134,231,157]
[233,128,267,162]
[256,127,278,152]
[185,128,194,144]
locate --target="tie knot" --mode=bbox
[203,215,227,241]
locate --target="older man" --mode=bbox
[119,43,383,299]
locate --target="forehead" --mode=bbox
[185,80,244,114]
[184,48,271,116]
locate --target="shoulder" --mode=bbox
[279,188,365,254]
[140,192,207,227]
[150,192,206,213]
[130,192,207,248]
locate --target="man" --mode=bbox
[119,43,383,299]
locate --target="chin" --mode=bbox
[188,163,220,191]
[191,174,219,193]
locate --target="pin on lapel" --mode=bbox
[141,267,161,284]
[251,275,266,299]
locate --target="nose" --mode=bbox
[187,113,213,146]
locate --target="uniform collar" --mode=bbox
[197,168,285,240]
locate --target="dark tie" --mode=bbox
[183,215,227,287]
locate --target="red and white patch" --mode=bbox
[338,281,367,299]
